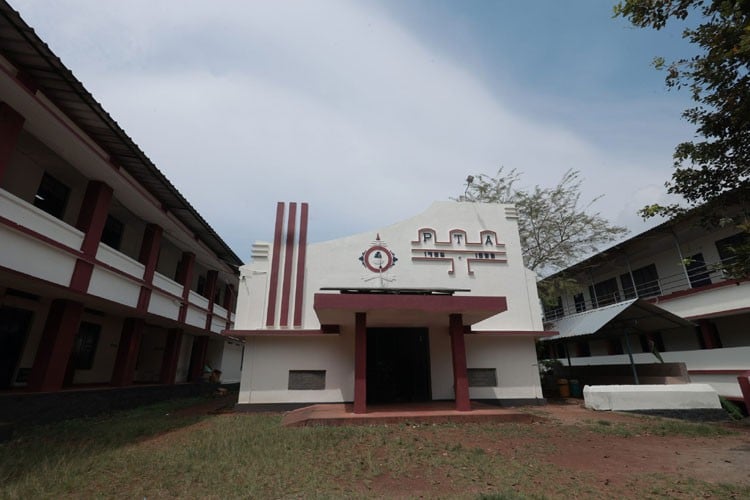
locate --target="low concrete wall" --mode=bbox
[0,382,239,425]
[557,362,689,386]
[584,384,721,411]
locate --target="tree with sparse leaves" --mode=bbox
[615,0,750,276]
[454,168,628,303]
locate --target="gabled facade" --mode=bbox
[541,197,750,406]
[0,2,243,392]
[230,201,551,412]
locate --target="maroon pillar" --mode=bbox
[738,370,750,412]
[175,252,195,323]
[0,102,24,183]
[698,319,718,349]
[160,329,183,384]
[204,270,218,330]
[28,299,84,392]
[353,312,367,414]
[449,313,471,411]
[189,336,210,382]
[70,181,113,293]
[111,318,144,386]
[136,223,163,312]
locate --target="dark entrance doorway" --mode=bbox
[367,327,431,404]
[0,306,33,389]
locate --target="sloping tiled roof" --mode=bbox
[0,1,243,269]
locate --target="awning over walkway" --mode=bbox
[313,290,507,327]
[543,298,694,341]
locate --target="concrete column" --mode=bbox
[449,313,471,411]
[698,319,719,349]
[69,180,113,293]
[159,329,183,384]
[28,299,84,392]
[111,318,144,386]
[136,223,163,312]
[204,270,218,330]
[0,102,24,183]
[353,312,367,414]
[738,371,750,412]
[175,252,195,323]
[189,336,209,382]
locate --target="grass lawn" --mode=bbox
[1,397,748,499]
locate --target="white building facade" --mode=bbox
[231,201,550,412]
[0,3,243,393]
[540,199,750,409]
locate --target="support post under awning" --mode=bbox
[622,332,639,385]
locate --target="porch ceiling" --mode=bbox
[313,292,507,327]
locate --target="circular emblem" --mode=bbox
[360,245,397,273]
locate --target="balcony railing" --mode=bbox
[543,258,736,322]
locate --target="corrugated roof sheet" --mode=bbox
[544,299,694,340]
[0,1,242,269]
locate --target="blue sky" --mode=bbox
[11,1,697,263]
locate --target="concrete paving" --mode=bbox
[280,401,543,427]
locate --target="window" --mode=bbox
[573,293,586,313]
[543,296,563,320]
[555,343,567,359]
[685,253,711,288]
[467,368,498,387]
[100,215,124,250]
[638,332,665,353]
[34,173,70,219]
[716,233,748,266]
[574,341,590,357]
[606,338,623,355]
[589,278,619,307]
[72,322,101,370]
[288,370,326,390]
[619,264,660,299]
[197,275,207,296]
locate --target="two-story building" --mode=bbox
[229,201,552,413]
[0,2,243,394]
[540,193,750,409]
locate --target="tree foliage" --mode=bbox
[454,168,628,302]
[615,0,750,206]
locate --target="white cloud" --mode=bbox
[12,0,681,261]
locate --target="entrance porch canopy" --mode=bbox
[313,288,508,327]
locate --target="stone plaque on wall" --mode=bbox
[467,368,497,387]
[288,370,326,390]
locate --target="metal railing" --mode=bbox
[542,258,735,322]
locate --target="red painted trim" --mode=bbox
[449,314,471,412]
[468,330,558,337]
[69,259,95,293]
[684,305,750,321]
[159,329,183,384]
[688,369,749,375]
[293,202,308,327]
[362,245,394,273]
[189,336,209,382]
[28,299,84,392]
[738,371,750,411]
[314,293,508,316]
[411,248,507,256]
[410,227,505,248]
[280,203,297,327]
[0,102,25,182]
[175,252,195,324]
[411,256,455,274]
[204,270,218,330]
[354,312,367,414]
[76,181,113,256]
[466,258,507,275]
[649,277,748,304]
[266,202,285,326]
[136,224,162,313]
[223,328,340,336]
[111,318,144,386]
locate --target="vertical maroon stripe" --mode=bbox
[266,202,285,326]
[293,203,308,327]
[354,312,367,414]
[279,203,297,327]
